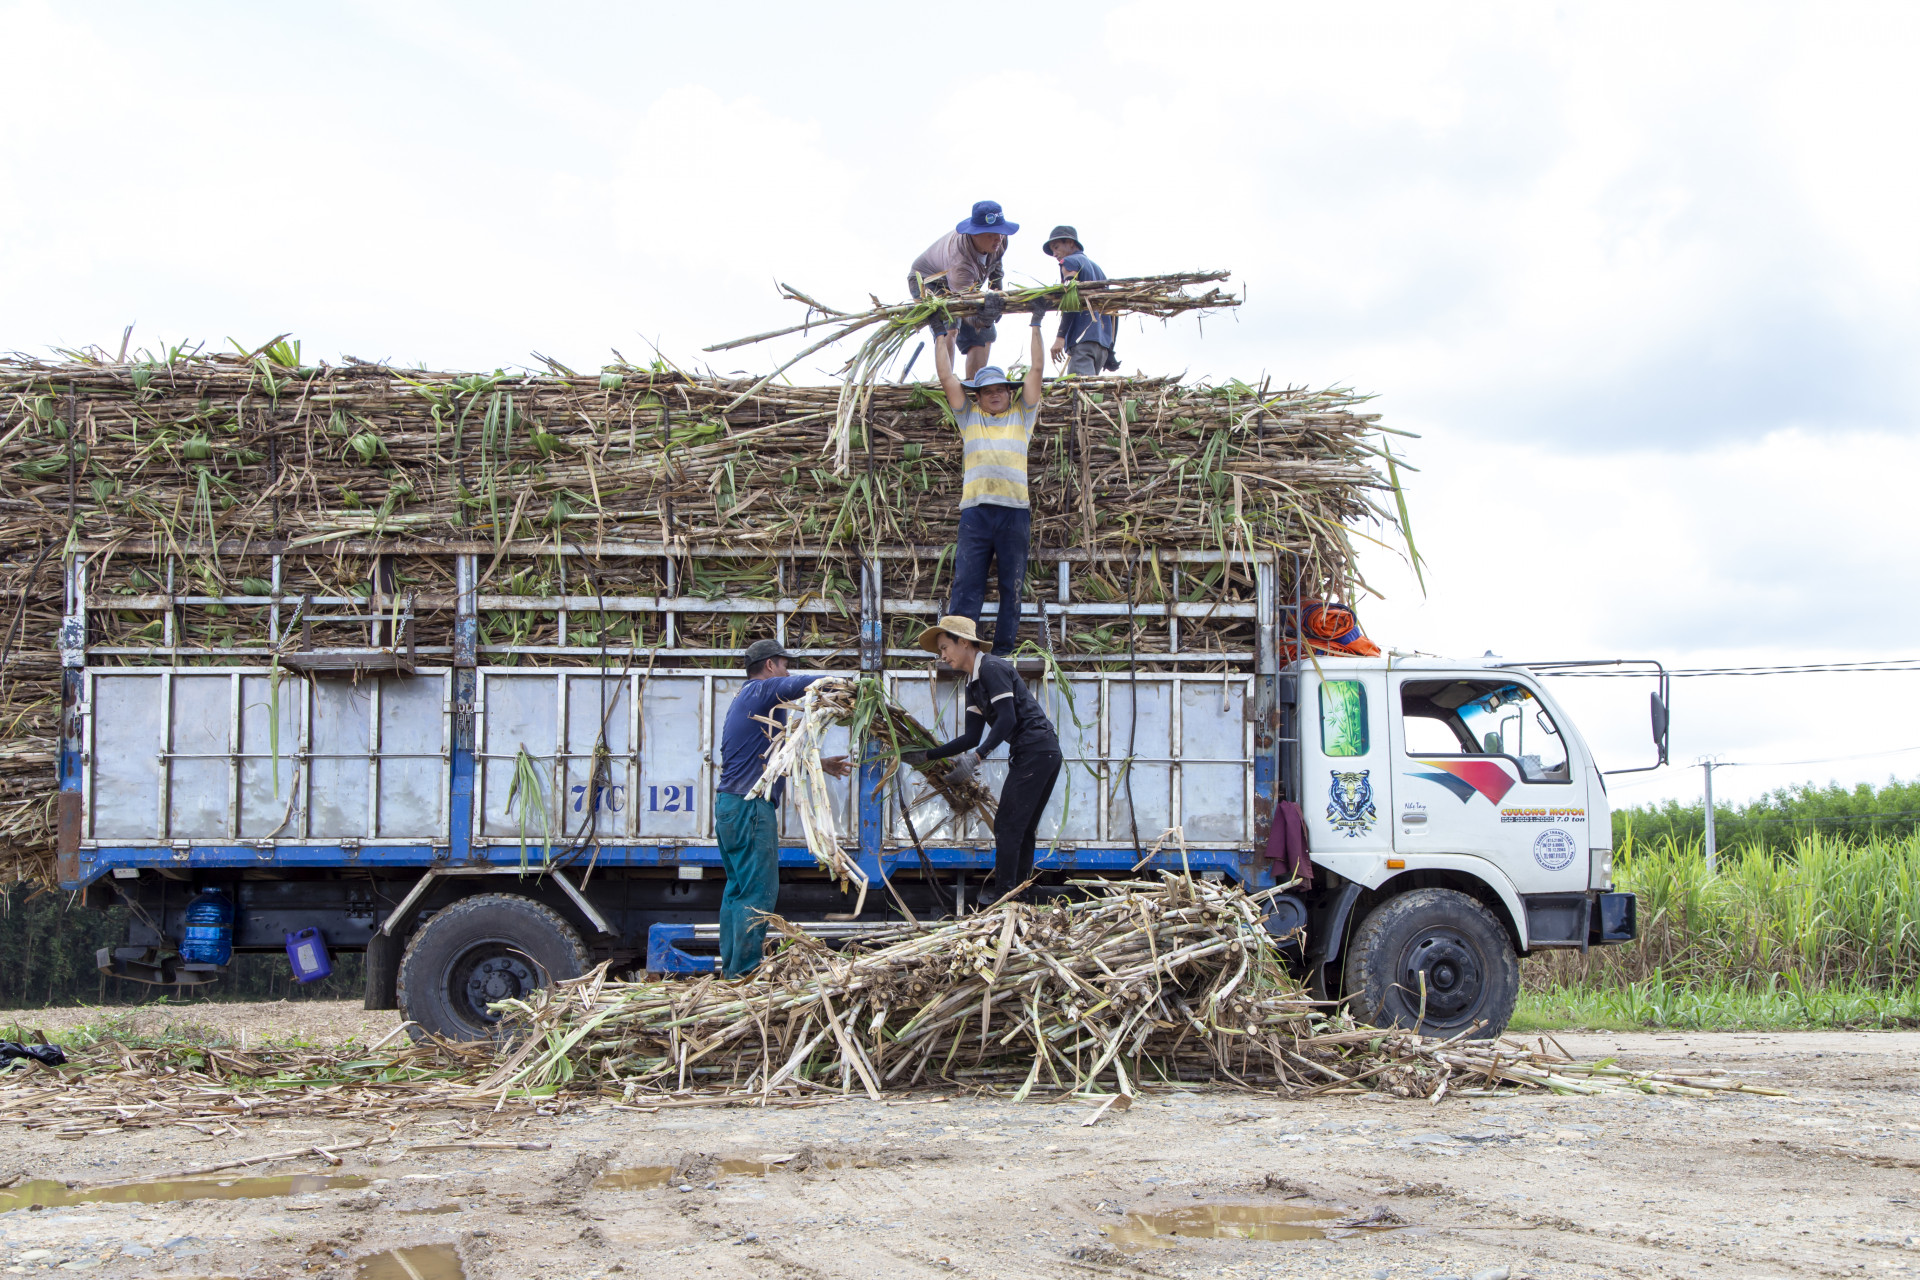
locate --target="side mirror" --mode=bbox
[1650,693,1669,764]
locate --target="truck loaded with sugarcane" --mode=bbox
[0,253,1654,1042]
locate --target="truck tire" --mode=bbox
[1342,888,1518,1039]
[396,893,590,1042]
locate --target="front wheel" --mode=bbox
[1342,888,1519,1039]
[396,893,589,1041]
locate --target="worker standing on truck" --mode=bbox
[1042,225,1120,376]
[715,639,851,978]
[910,200,1018,378]
[902,616,1062,905]
[933,298,1049,655]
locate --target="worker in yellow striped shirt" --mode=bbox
[932,299,1049,655]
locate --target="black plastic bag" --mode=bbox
[0,1041,67,1068]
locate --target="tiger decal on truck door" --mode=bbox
[1327,769,1377,836]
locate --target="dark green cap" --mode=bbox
[743,638,791,670]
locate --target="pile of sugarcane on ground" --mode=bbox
[0,917,1785,1134]
[478,875,1787,1105]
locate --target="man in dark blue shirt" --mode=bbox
[715,639,849,977]
[1043,225,1120,377]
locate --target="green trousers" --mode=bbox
[715,791,780,978]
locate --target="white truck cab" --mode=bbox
[1285,656,1645,1038]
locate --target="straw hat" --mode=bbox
[917,614,986,654]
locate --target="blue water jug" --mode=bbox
[180,887,233,966]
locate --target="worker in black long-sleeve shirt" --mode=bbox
[902,615,1063,905]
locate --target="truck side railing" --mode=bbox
[57,542,1305,897]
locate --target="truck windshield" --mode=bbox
[1401,679,1570,782]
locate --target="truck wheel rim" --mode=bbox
[1397,931,1482,1023]
[446,942,544,1028]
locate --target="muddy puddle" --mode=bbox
[356,1242,464,1279]
[594,1156,848,1190]
[0,1172,368,1212]
[1104,1203,1343,1245]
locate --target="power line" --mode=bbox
[1552,659,1920,678]
[1606,745,1920,793]
[1713,745,1920,770]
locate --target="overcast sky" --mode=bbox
[4,0,1916,808]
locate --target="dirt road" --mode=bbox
[1,1006,1916,1279]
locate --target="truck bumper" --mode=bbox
[1589,892,1638,946]
[1522,890,1639,949]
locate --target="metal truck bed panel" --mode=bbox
[86,669,451,845]
[70,664,1264,881]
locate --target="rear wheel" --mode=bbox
[1342,888,1518,1039]
[396,893,589,1042]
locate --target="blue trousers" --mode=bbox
[947,504,1030,655]
[715,791,780,978]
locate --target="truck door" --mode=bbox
[1390,674,1590,893]
[1300,666,1392,855]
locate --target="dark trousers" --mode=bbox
[908,274,996,353]
[985,750,1062,898]
[948,504,1030,655]
[715,791,779,978]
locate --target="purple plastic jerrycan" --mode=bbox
[285,928,332,983]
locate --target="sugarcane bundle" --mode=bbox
[705,273,1243,467]
[0,351,1394,567]
[745,676,999,914]
[484,874,1790,1103]
[746,677,871,915]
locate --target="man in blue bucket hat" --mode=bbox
[931,291,1050,655]
[910,200,1019,378]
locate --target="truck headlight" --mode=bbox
[1589,847,1613,891]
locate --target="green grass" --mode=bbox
[1515,974,1920,1032]
[1,1005,325,1052]
[1537,829,1920,990]
[1520,828,1920,1029]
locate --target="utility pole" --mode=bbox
[1700,759,1719,874]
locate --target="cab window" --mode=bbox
[1319,680,1369,757]
[1401,679,1569,782]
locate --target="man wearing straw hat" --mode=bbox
[901,616,1063,905]
[715,639,851,978]
[1042,225,1121,377]
[931,299,1048,656]
[910,200,1018,378]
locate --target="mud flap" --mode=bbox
[95,946,221,986]
[363,930,401,1010]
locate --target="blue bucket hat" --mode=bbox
[960,366,1014,392]
[956,200,1018,237]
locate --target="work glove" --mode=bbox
[976,293,1006,326]
[897,748,930,766]
[944,752,978,787]
[1029,295,1050,326]
[927,314,950,338]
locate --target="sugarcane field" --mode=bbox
[6,8,1920,1280]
